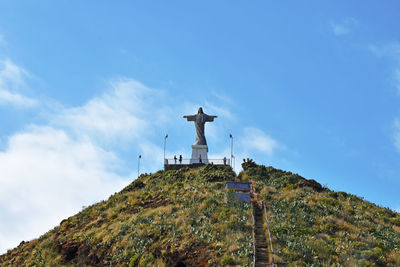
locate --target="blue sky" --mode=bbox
[1,1,400,253]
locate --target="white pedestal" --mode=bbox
[190,145,209,164]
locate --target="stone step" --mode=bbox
[253,200,272,267]
[255,256,269,259]
[256,255,268,260]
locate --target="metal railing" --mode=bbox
[164,158,230,165]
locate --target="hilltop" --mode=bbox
[1,161,400,266]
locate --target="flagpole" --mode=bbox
[138,155,141,178]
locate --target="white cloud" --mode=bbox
[0,89,37,107]
[0,126,127,253]
[239,127,279,156]
[368,43,400,60]
[204,101,234,120]
[208,127,280,173]
[331,24,350,36]
[0,59,37,107]
[138,140,166,171]
[55,79,174,144]
[330,18,358,36]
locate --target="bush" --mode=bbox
[221,254,235,265]
[129,254,141,267]
[241,158,257,170]
[138,253,154,267]
[392,217,400,226]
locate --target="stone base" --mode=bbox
[190,145,209,164]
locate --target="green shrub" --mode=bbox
[392,217,400,226]
[138,253,154,267]
[370,247,386,264]
[108,211,117,219]
[221,254,235,265]
[129,254,141,267]
[351,241,368,250]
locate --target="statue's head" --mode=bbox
[198,107,204,114]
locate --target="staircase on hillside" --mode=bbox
[253,202,271,267]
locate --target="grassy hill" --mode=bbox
[242,159,400,266]
[0,165,252,266]
[1,161,400,266]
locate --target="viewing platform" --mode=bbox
[164,158,231,171]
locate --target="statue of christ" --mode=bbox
[183,107,217,146]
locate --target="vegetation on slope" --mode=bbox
[3,160,400,266]
[242,159,400,266]
[0,165,253,266]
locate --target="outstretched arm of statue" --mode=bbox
[205,115,218,122]
[183,115,196,121]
